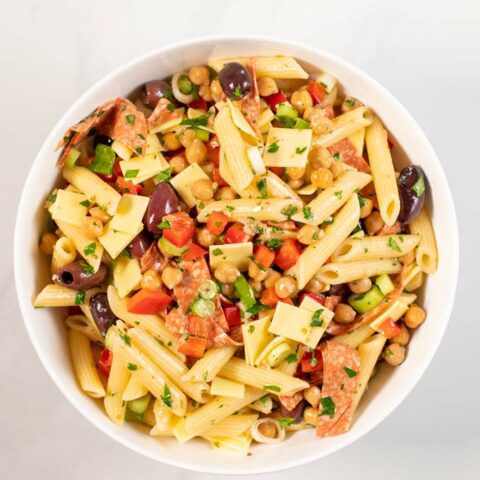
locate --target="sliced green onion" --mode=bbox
[234,275,256,309]
[199,279,220,300]
[178,75,193,95]
[158,237,186,256]
[190,298,215,317]
[127,393,151,414]
[194,128,209,142]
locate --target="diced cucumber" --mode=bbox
[276,103,298,120]
[199,279,220,300]
[234,275,256,309]
[104,325,116,348]
[348,285,384,314]
[375,274,395,296]
[125,409,144,423]
[190,298,215,317]
[127,393,151,414]
[158,237,186,257]
[65,148,81,168]
[194,128,209,142]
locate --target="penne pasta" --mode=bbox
[122,372,148,401]
[409,207,438,274]
[34,284,86,308]
[365,115,400,226]
[203,414,258,438]
[369,294,416,331]
[51,236,77,274]
[332,323,376,348]
[65,314,103,344]
[181,346,237,383]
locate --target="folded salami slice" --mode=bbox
[239,59,261,139]
[147,98,182,130]
[328,138,370,173]
[316,341,360,437]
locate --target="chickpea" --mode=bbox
[162,132,182,151]
[290,89,313,115]
[188,65,210,85]
[330,160,344,179]
[308,109,333,135]
[364,211,385,235]
[285,166,305,180]
[161,266,183,289]
[274,276,297,299]
[288,178,304,189]
[258,422,277,438]
[399,249,415,265]
[210,79,223,102]
[348,278,372,295]
[257,76,278,97]
[89,207,110,224]
[196,227,217,248]
[404,304,426,329]
[214,262,240,284]
[179,128,196,148]
[297,225,322,245]
[185,138,208,165]
[405,271,424,292]
[249,279,263,298]
[169,154,188,174]
[308,145,333,169]
[360,197,374,218]
[303,407,318,426]
[334,303,357,324]
[382,343,406,366]
[141,269,162,290]
[82,216,104,238]
[391,323,410,346]
[215,186,237,201]
[305,277,325,294]
[200,161,214,178]
[311,167,334,189]
[248,261,268,282]
[199,84,212,102]
[191,178,214,201]
[39,232,58,255]
[304,385,321,408]
[221,282,235,297]
[264,269,282,289]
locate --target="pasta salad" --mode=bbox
[34,55,437,453]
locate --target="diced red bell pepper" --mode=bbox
[301,349,323,373]
[213,166,227,186]
[116,176,142,195]
[98,347,113,378]
[127,289,172,314]
[299,292,326,305]
[260,287,281,307]
[206,135,220,152]
[223,304,242,327]
[306,80,326,105]
[182,243,208,262]
[189,98,208,111]
[274,239,302,271]
[162,212,195,248]
[225,223,252,244]
[378,318,401,339]
[264,91,288,110]
[269,166,284,177]
[206,212,229,235]
[178,336,207,358]
[253,244,275,269]
[113,158,123,177]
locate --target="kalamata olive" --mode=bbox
[128,230,151,258]
[53,262,107,290]
[144,182,181,233]
[89,292,117,336]
[142,80,171,108]
[327,284,349,298]
[398,165,427,224]
[280,399,306,423]
[93,134,113,148]
[218,62,251,100]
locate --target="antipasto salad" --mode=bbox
[34,55,437,453]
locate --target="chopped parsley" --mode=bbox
[125,169,139,179]
[155,168,173,183]
[135,146,143,155]
[156,221,170,230]
[232,85,242,98]
[120,249,131,258]
[257,178,268,199]
[295,146,307,155]
[79,200,90,208]
[412,175,426,197]
[282,205,298,219]
[161,384,172,408]
[344,366,357,378]
[167,103,175,112]
[119,332,131,346]
[358,195,366,208]
[345,98,356,107]
[127,363,138,371]
[138,133,145,141]
[286,353,298,364]
[83,242,96,256]
[303,206,314,222]
[332,152,340,160]
[310,309,325,327]
[225,205,235,212]
[319,396,335,418]
[334,190,343,199]
[385,348,393,357]
[79,262,94,274]
[279,417,295,428]
[266,238,283,249]
[246,302,272,315]
[248,324,255,334]
[203,371,208,381]
[260,394,269,406]
[264,385,281,392]
[387,236,401,252]
[125,114,135,125]
[47,193,57,203]
[212,248,223,256]
[180,115,209,127]
[268,141,280,153]
[75,291,85,305]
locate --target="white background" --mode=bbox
[1,0,479,478]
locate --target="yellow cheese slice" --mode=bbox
[299,296,334,348]
[108,194,150,235]
[209,242,253,272]
[263,126,312,168]
[170,163,209,207]
[113,256,142,298]
[119,153,169,185]
[99,223,142,259]
[50,189,88,227]
[241,315,274,366]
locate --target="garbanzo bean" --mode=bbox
[82,216,104,238]
[291,89,313,115]
[364,211,385,235]
[196,227,217,248]
[400,249,415,265]
[304,385,321,407]
[391,323,410,346]
[297,225,321,245]
[303,407,318,425]
[264,269,282,289]
[89,206,111,224]
[214,262,240,284]
[274,276,297,299]
[39,232,58,255]
[191,178,214,201]
[257,76,278,97]
[249,279,263,298]
[179,128,196,148]
[185,138,208,164]
[308,109,333,135]
[258,421,277,438]
[288,179,304,189]
[404,304,426,329]
[188,65,210,85]
[199,84,212,102]
[382,343,406,366]
[141,269,162,290]
[360,197,374,218]
[305,277,324,294]
[221,282,235,297]
[308,145,333,169]
[161,266,183,289]
[215,186,237,201]
[169,155,188,174]
[285,166,305,180]
[348,278,372,294]
[330,160,344,179]
[210,79,223,102]
[248,261,268,282]
[334,303,357,324]
[162,132,182,151]
[311,167,334,189]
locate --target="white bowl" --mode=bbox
[14,35,459,474]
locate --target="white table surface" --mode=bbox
[2,1,479,478]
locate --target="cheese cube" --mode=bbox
[119,153,169,185]
[50,189,88,227]
[209,242,253,272]
[108,194,150,235]
[263,127,312,168]
[99,223,142,259]
[299,296,334,348]
[170,163,209,207]
[113,256,142,298]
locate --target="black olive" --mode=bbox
[398,165,427,224]
[142,80,172,108]
[128,231,151,259]
[144,183,181,233]
[53,262,107,290]
[89,292,116,336]
[279,399,306,423]
[218,62,251,100]
[93,134,113,148]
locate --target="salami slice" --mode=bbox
[328,138,370,173]
[239,59,261,139]
[278,391,303,412]
[147,98,182,130]
[140,243,168,274]
[315,342,360,437]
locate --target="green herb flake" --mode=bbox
[125,114,135,125]
[79,262,94,274]
[279,417,295,428]
[161,384,172,408]
[310,309,325,327]
[358,195,366,208]
[319,396,335,418]
[286,353,298,364]
[75,291,85,305]
[180,115,209,128]
[264,385,281,392]
[268,141,280,153]
[83,242,96,256]
[385,348,393,357]
[333,152,340,160]
[295,146,307,155]
[232,85,242,98]
[257,178,268,199]
[120,249,131,258]
[248,324,255,334]
[212,248,223,256]
[334,190,343,199]
[246,302,272,315]
[135,147,143,155]
[167,103,175,113]
[119,332,131,346]
[156,220,171,230]
[303,206,314,222]
[387,236,401,252]
[412,175,426,197]
[345,98,356,107]
[266,238,283,249]
[344,366,357,378]
[79,200,90,208]
[47,193,57,203]
[155,168,173,183]
[225,205,235,212]
[127,363,138,371]
[282,205,298,219]
[125,169,139,179]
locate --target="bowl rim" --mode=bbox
[14,34,459,475]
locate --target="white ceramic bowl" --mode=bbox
[14,36,458,475]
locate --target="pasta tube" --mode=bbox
[409,207,438,274]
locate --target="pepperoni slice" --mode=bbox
[328,138,370,173]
